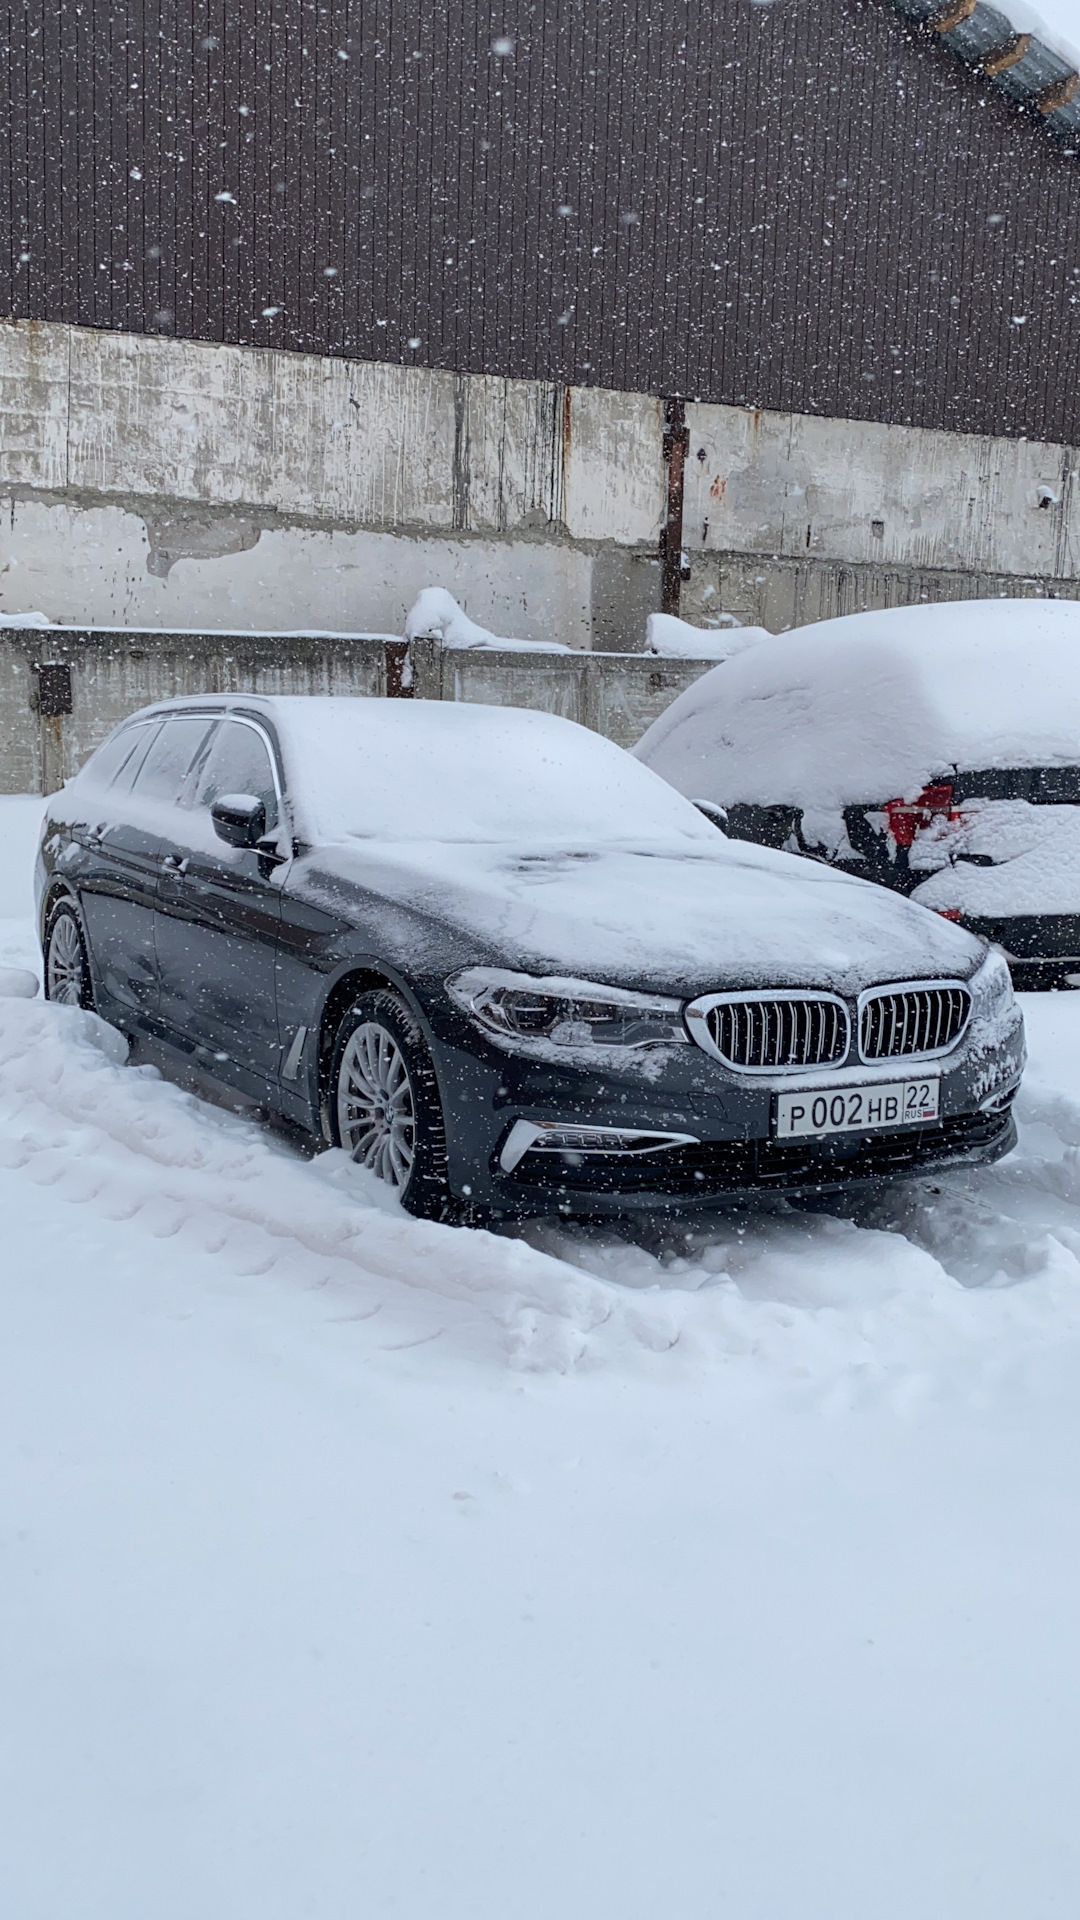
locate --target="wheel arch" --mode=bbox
[314,962,433,1133]
[39,877,81,942]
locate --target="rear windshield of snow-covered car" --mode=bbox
[275,697,716,845]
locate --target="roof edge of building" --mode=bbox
[889,0,1080,149]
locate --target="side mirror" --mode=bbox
[210,792,266,849]
[692,798,728,832]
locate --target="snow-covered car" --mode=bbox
[634,598,1080,989]
[36,696,1023,1218]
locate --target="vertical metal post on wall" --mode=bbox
[660,396,690,617]
[32,661,73,795]
[384,639,414,697]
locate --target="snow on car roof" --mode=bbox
[263,696,718,846]
[633,598,1080,809]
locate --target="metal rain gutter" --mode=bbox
[889,0,1080,146]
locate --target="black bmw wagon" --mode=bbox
[37,695,1024,1219]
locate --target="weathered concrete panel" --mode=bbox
[61,325,665,543]
[564,387,663,544]
[0,497,595,648]
[679,547,1080,636]
[59,326,659,544]
[453,376,565,533]
[590,548,661,652]
[0,645,37,793]
[584,657,705,746]
[439,649,586,726]
[685,401,1080,581]
[0,322,70,492]
[67,330,462,530]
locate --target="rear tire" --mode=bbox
[329,989,454,1219]
[44,902,94,1011]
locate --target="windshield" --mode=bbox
[275,698,716,846]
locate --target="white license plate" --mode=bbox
[774,1079,940,1139]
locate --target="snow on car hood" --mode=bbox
[308,834,985,996]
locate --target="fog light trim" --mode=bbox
[979,1077,1021,1113]
[498,1119,699,1175]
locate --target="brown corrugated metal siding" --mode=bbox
[4,0,1080,443]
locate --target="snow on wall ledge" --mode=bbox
[2,321,1080,644]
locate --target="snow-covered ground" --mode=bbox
[3,796,1080,1917]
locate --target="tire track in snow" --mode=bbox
[1,997,1079,1391]
[0,1001,616,1372]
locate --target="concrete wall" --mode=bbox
[4,322,1080,651]
[1,627,711,795]
[0,322,660,648]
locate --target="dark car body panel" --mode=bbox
[155,824,283,1097]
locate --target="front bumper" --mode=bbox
[491,1106,1016,1213]
[425,1004,1026,1217]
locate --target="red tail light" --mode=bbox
[884,782,956,849]
[935,907,963,922]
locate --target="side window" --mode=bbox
[130,717,218,804]
[110,722,163,794]
[81,723,156,790]
[194,721,279,832]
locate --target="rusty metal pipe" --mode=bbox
[660,396,690,617]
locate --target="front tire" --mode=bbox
[44,902,94,1010]
[330,989,454,1219]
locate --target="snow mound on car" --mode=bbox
[633,599,1080,810]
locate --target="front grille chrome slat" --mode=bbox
[687,979,974,1074]
[694,993,851,1073]
[858,982,972,1062]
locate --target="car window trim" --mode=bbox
[129,713,223,807]
[187,712,287,835]
[109,717,164,792]
[176,716,223,808]
[82,716,155,787]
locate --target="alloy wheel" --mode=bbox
[336,1021,417,1191]
[46,911,89,1008]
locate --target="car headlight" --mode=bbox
[971,947,1016,1019]
[446,967,690,1051]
